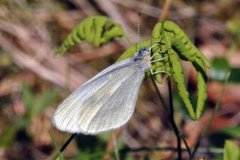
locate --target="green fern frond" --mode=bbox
[55,15,123,55]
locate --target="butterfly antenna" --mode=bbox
[137,13,141,42]
[137,13,141,50]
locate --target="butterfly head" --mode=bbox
[133,48,152,68]
[134,48,150,59]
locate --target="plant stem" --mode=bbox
[167,79,182,160]
[159,0,173,20]
[150,76,185,159]
[52,133,76,160]
[150,76,168,109]
[119,146,223,154]
[182,134,192,159]
[60,133,77,152]
[150,76,193,159]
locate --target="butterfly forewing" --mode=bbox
[52,58,148,134]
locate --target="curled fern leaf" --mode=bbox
[152,20,210,71]
[168,49,196,119]
[194,63,208,119]
[151,20,209,120]
[56,15,123,55]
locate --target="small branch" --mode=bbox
[150,76,168,109]
[121,146,187,153]
[60,133,77,152]
[167,79,192,159]
[119,146,223,154]
[182,134,193,159]
[159,0,173,20]
[167,79,182,160]
[51,133,77,160]
[150,76,192,159]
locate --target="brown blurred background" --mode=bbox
[0,0,240,160]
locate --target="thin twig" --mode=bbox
[191,71,231,159]
[121,146,187,153]
[150,76,168,109]
[167,79,182,160]
[51,133,77,160]
[150,76,193,159]
[119,146,223,154]
[182,134,192,159]
[166,79,193,159]
[159,0,173,20]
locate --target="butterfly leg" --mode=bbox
[150,69,171,76]
[147,41,165,51]
[150,55,169,62]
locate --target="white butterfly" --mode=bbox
[52,46,166,135]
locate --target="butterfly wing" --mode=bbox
[52,59,147,134]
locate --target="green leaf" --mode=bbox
[50,131,64,160]
[224,140,240,160]
[226,18,240,45]
[168,49,196,119]
[210,58,230,82]
[55,15,124,55]
[21,83,58,121]
[219,127,240,139]
[193,63,208,119]
[73,151,104,160]
[33,89,58,116]
[0,126,17,147]
[210,58,240,83]
[21,83,34,114]
[229,68,240,83]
